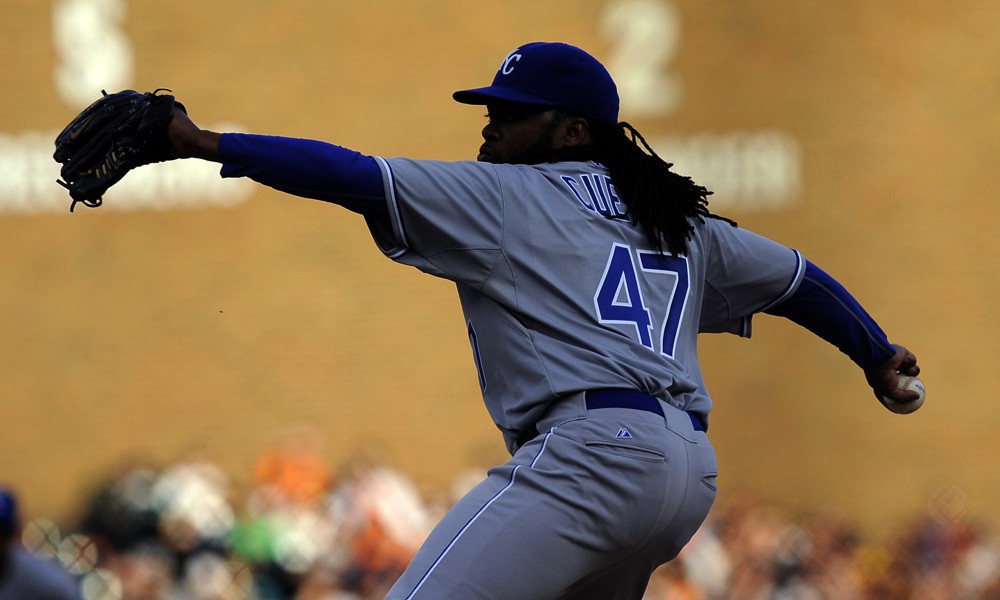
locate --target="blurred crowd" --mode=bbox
[3,435,1000,600]
[649,491,1000,600]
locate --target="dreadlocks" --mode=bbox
[589,120,737,256]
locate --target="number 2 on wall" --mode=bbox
[594,244,690,358]
[600,0,683,116]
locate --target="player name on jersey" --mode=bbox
[561,169,629,220]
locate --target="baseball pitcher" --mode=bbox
[64,41,921,599]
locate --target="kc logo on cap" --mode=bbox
[500,50,522,75]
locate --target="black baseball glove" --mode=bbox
[53,88,185,212]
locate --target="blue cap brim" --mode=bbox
[453,86,559,108]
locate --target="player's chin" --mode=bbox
[477,146,499,163]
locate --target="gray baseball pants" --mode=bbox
[386,391,718,600]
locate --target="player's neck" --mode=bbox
[521,145,600,165]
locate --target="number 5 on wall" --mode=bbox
[53,0,134,109]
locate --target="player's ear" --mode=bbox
[556,115,592,148]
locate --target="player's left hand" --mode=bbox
[864,343,920,403]
[166,106,221,162]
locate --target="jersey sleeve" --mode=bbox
[368,157,507,283]
[218,133,386,216]
[765,260,895,369]
[698,219,806,336]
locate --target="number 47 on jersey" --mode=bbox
[595,243,690,359]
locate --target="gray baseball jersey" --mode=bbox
[369,157,804,452]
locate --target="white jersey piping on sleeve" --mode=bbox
[738,316,752,338]
[373,156,409,259]
[731,249,804,339]
[758,249,806,313]
[712,249,805,339]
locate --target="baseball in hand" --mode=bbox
[880,375,926,414]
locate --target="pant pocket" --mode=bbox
[585,441,666,463]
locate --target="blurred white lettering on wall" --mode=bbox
[0,0,251,216]
[600,0,802,211]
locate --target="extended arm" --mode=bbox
[166,107,386,218]
[765,261,921,404]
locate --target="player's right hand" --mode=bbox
[864,343,920,403]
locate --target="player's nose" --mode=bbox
[481,122,500,141]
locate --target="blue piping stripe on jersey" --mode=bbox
[801,266,896,363]
[403,430,555,599]
[373,156,409,259]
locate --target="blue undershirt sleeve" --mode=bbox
[218,132,387,219]
[764,260,895,370]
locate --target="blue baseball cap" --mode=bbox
[453,42,620,124]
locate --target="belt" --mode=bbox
[585,389,707,432]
